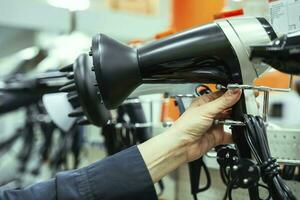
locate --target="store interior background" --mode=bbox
[0,0,299,199]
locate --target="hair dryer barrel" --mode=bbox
[137,23,239,83]
[91,17,276,109]
[91,22,241,109]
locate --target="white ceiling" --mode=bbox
[0,0,170,39]
[0,0,170,58]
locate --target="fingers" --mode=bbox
[211,128,233,145]
[215,112,231,119]
[207,128,233,147]
[254,90,259,97]
[221,132,233,144]
[205,89,242,117]
[189,91,224,108]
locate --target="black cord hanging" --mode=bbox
[243,114,297,200]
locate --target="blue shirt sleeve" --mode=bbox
[0,146,157,200]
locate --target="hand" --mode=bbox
[138,89,242,183]
[169,89,242,162]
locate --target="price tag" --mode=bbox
[269,0,300,34]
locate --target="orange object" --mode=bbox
[155,29,176,40]
[254,71,291,89]
[128,39,144,46]
[171,0,225,31]
[107,0,159,15]
[155,0,225,39]
[206,84,218,92]
[160,97,180,122]
[214,9,244,19]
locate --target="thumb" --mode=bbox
[221,132,233,145]
[205,89,242,116]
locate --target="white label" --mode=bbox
[269,0,300,34]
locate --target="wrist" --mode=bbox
[138,129,189,182]
[164,128,193,163]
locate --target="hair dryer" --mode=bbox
[87,17,298,200]
[59,53,111,127]
[0,71,66,114]
[90,17,276,157]
[251,32,300,75]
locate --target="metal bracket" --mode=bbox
[227,84,290,123]
[214,119,245,126]
[167,84,292,128]
[226,84,291,93]
[172,94,196,98]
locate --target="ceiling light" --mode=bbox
[47,0,90,11]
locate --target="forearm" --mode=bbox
[138,129,188,183]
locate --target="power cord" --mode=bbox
[243,115,297,200]
[189,158,212,200]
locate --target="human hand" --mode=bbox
[169,89,242,162]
